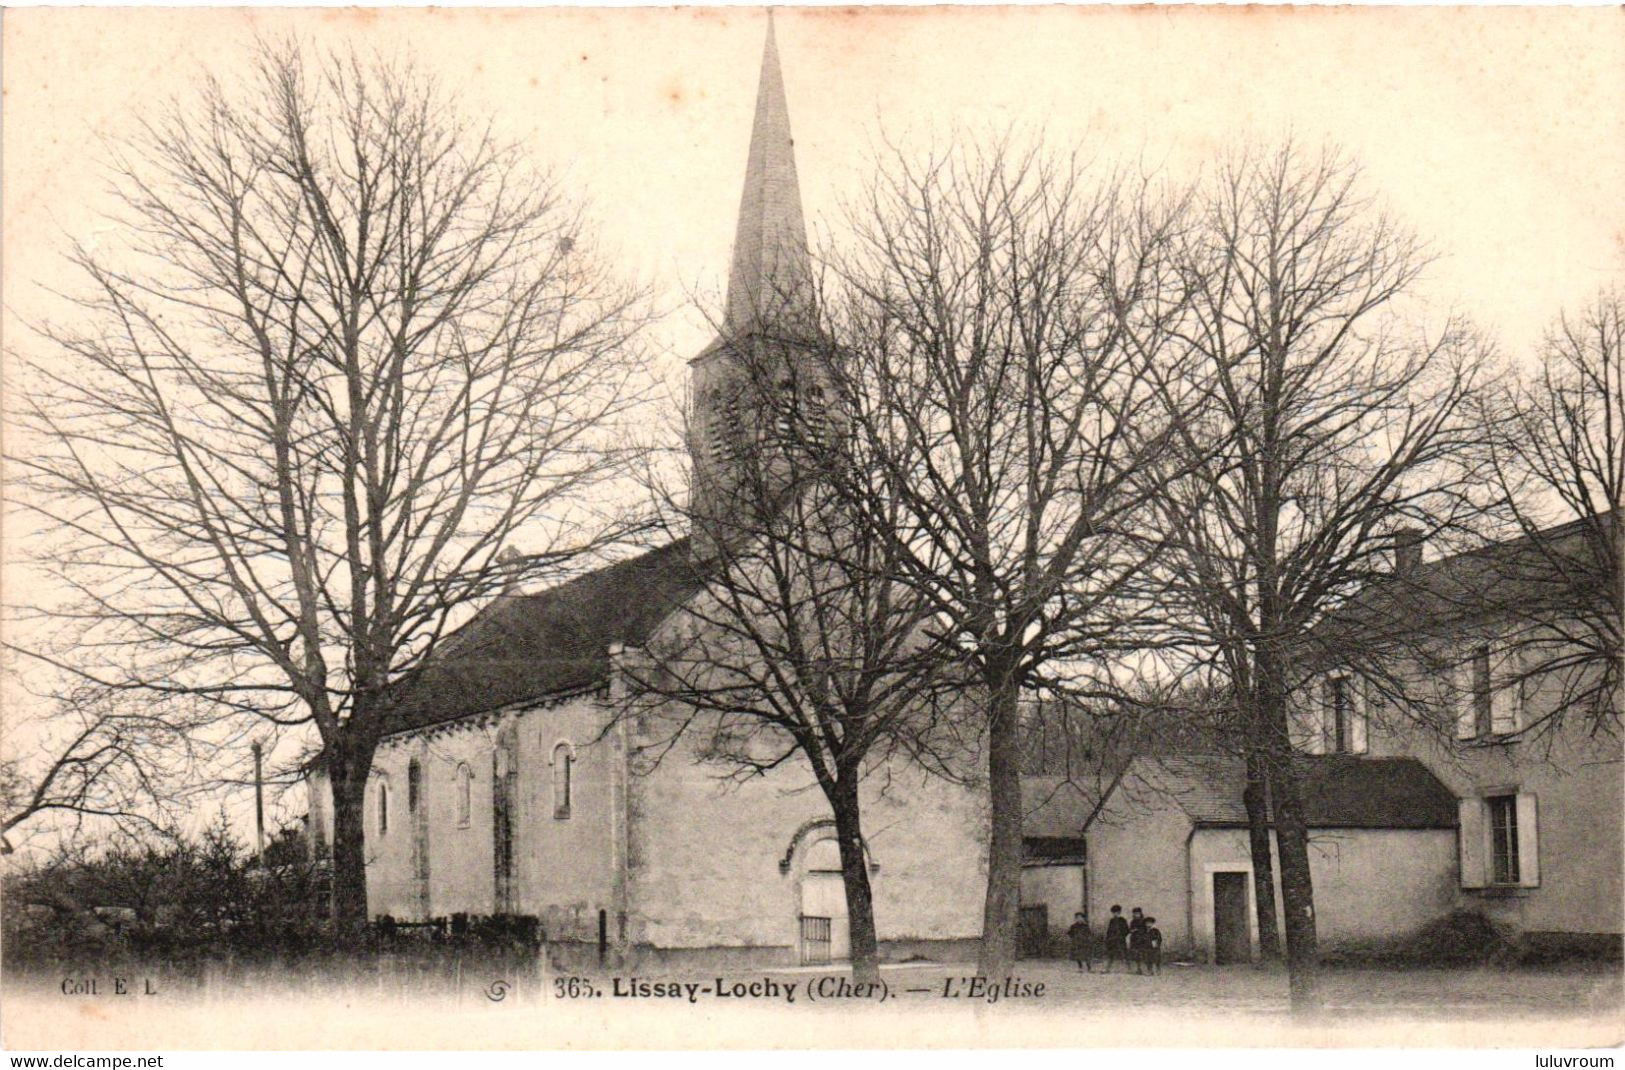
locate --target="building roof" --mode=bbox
[1090,755,1459,831]
[1023,837,1087,864]
[384,538,706,735]
[1308,513,1612,654]
[1021,775,1099,838]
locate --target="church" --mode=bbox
[306,19,994,968]
[305,18,1621,970]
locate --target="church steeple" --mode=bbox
[688,14,825,551]
[723,12,813,334]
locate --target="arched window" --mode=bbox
[407,759,422,815]
[376,778,390,836]
[552,742,574,820]
[455,763,472,829]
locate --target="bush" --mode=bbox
[2,812,331,970]
[1405,909,1518,966]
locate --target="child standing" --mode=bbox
[1067,912,1094,972]
[1144,917,1163,975]
[1103,905,1129,973]
[1128,912,1151,975]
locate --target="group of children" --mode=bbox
[1067,904,1163,975]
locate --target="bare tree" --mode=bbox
[1144,141,1491,1013]
[623,328,957,984]
[7,42,652,931]
[0,682,213,855]
[1482,290,1622,731]
[821,141,1194,979]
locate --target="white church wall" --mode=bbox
[360,695,621,929]
[625,733,986,961]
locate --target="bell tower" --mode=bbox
[689,15,827,544]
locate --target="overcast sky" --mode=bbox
[5,6,1624,376]
[3,5,1622,842]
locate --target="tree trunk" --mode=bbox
[1257,651,1320,1015]
[1243,746,1281,962]
[977,675,1024,981]
[831,773,881,985]
[327,737,376,941]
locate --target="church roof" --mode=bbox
[384,539,706,735]
[1090,755,1459,831]
[722,13,813,336]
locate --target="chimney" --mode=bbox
[1393,526,1423,577]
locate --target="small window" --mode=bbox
[377,779,390,836]
[553,743,574,820]
[1487,794,1519,885]
[407,759,422,815]
[456,763,472,829]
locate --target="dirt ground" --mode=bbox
[760,957,1625,1020]
[5,956,1621,1049]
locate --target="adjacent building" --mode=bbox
[1291,517,1622,955]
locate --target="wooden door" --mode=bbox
[1018,905,1049,959]
[1212,871,1251,965]
[800,871,850,962]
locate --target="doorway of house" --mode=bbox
[798,837,850,964]
[1018,905,1050,959]
[1212,871,1252,964]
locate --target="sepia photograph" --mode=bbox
[1,3,1621,1054]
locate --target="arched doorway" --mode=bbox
[798,836,850,965]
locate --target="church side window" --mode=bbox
[376,778,390,836]
[456,763,472,829]
[553,742,574,820]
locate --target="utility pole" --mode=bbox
[252,740,266,865]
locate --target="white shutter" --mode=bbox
[1516,793,1540,888]
[1351,683,1370,754]
[1458,797,1488,888]
[1453,662,1477,740]
[1490,641,1519,734]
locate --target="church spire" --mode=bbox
[724,12,812,334]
